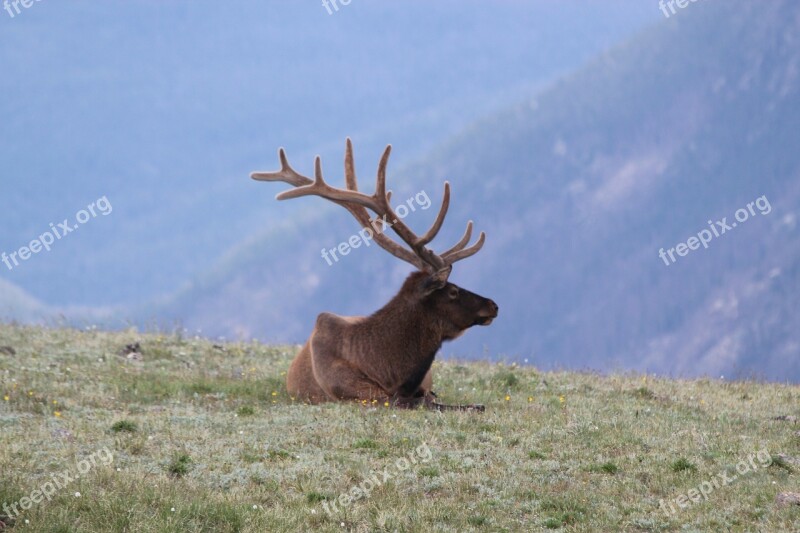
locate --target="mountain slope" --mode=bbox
[0,0,656,307]
[146,0,800,381]
[0,278,46,322]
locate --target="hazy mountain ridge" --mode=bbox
[0,1,656,306]
[0,278,46,322]
[143,0,800,381]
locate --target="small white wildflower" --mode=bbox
[116,468,121,472]
[311,509,316,514]
[171,507,176,512]
[252,505,258,509]
[74,492,81,497]
[239,430,244,435]
[25,520,29,524]
[148,435,154,440]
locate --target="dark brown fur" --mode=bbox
[287,271,498,410]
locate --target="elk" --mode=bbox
[251,139,498,411]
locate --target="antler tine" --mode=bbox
[416,182,450,246]
[344,138,358,191]
[251,148,313,188]
[368,145,448,272]
[341,140,430,271]
[375,145,391,204]
[275,157,379,211]
[443,231,486,264]
[441,220,473,257]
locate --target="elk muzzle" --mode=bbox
[474,299,499,326]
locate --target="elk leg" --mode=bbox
[389,392,485,412]
[286,342,329,403]
[419,368,433,396]
[422,392,485,412]
[312,352,391,402]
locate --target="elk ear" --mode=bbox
[422,267,452,295]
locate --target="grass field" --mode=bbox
[0,323,798,532]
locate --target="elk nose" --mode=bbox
[487,300,499,316]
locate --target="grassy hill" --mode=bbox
[1,324,798,531]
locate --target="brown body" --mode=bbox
[252,139,498,411]
[286,272,497,408]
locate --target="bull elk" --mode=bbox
[251,139,498,411]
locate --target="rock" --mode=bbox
[119,342,143,361]
[120,342,142,355]
[772,415,798,423]
[51,428,74,442]
[776,492,800,506]
[0,346,16,356]
[776,453,800,466]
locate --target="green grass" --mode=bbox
[671,457,697,473]
[589,461,619,475]
[168,454,193,477]
[110,420,138,433]
[0,323,798,531]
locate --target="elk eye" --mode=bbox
[448,287,459,299]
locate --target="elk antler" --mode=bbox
[251,138,485,276]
